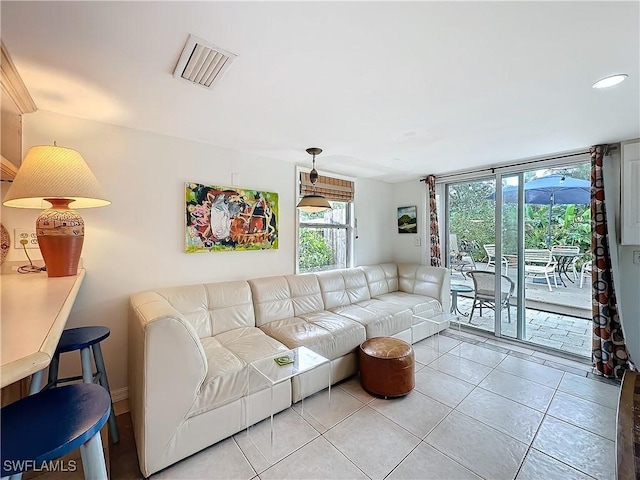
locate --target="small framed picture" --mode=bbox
[397,206,417,234]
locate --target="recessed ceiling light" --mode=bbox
[592,74,628,89]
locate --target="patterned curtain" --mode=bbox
[426,175,442,267]
[590,145,631,379]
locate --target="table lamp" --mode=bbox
[2,144,110,277]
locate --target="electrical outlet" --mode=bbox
[634,250,640,265]
[14,229,39,249]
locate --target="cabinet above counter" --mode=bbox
[1,41,37,181]
[621,140,640,245]
[1,154,18,181]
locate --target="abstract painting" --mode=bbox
[186,182,278,252]
[397,206,417,234]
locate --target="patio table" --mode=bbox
[450,284,473,316]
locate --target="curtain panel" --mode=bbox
[425,175,442,267]
[590,144,631,379]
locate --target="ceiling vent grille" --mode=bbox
[173,35,237,88]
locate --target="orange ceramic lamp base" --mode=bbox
[36,199,84,277]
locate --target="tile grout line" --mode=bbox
[250,332,613,480]
[419,336,612,479]
[415,337,499,479]
[511,369,563,479]
[524,373,607,479]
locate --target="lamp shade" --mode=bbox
[296,194,332,213]
[2,145,109,277]
[2,145,110,209]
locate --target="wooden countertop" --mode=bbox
[0,269,85,388]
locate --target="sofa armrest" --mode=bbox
[129,291,208,476]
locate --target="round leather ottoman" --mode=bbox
[359,337,415,398]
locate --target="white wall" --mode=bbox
[353,178,395,266]
[1,110,393,395]
[390,179,427,264]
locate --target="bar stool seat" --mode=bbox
[56,326,110,353]
[47,326,119,444]
[1,383,110,479]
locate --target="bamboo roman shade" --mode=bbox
[300,172,354,202]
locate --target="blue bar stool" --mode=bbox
[47,326,119,444]
[1,383,110,479]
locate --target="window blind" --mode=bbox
[300,172,354,202]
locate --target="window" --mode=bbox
[297,170,354,273]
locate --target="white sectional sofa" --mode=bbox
[128,262,450,476]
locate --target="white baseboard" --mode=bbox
[111,386,128,402]
[112,387,130,415]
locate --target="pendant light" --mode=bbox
[297,147,332,212]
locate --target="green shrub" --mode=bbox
[299,229,334,271]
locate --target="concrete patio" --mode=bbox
[449,263,592,358]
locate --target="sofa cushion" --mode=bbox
[329,302,411,338]
[260,311,365,360]
[188,327,288,418]
[286,274,325,315]
[360,264,399,296]
[356,299,413,329]
[316,268,371,309]
[398,264,446,298]
[249,276,296,327]
[373,292,442,315]
[154,281,255,338]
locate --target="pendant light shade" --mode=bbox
[297,147,332,212]
[296,193,332,212]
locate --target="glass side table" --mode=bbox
[247,346,330,463]
[413,303,458,356]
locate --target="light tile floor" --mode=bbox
[151,330,619,480]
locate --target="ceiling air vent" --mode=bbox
[173,35,237,88]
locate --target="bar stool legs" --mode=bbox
[80,433,108,479]
[79,344,119,444]
[29,369,44,395]
[47,326,119,444]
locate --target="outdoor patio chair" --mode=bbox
[551,245,580,281]
[483,244,509,275]
[524,249,557,292]
[579,260,593,288]
[467,270,514,323]
[449,234,476,278]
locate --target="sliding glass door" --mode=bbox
[445,177,497,334]
[445,159,592,358]
[497,173,523,340]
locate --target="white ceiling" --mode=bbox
[2,1,639,183]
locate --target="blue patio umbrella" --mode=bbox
[497,174,590,247]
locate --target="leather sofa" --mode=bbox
[128,262,450,476]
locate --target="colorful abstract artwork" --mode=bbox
[186,182,278,252]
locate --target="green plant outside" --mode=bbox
[449,166,591,266]
[299,229,334,271]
